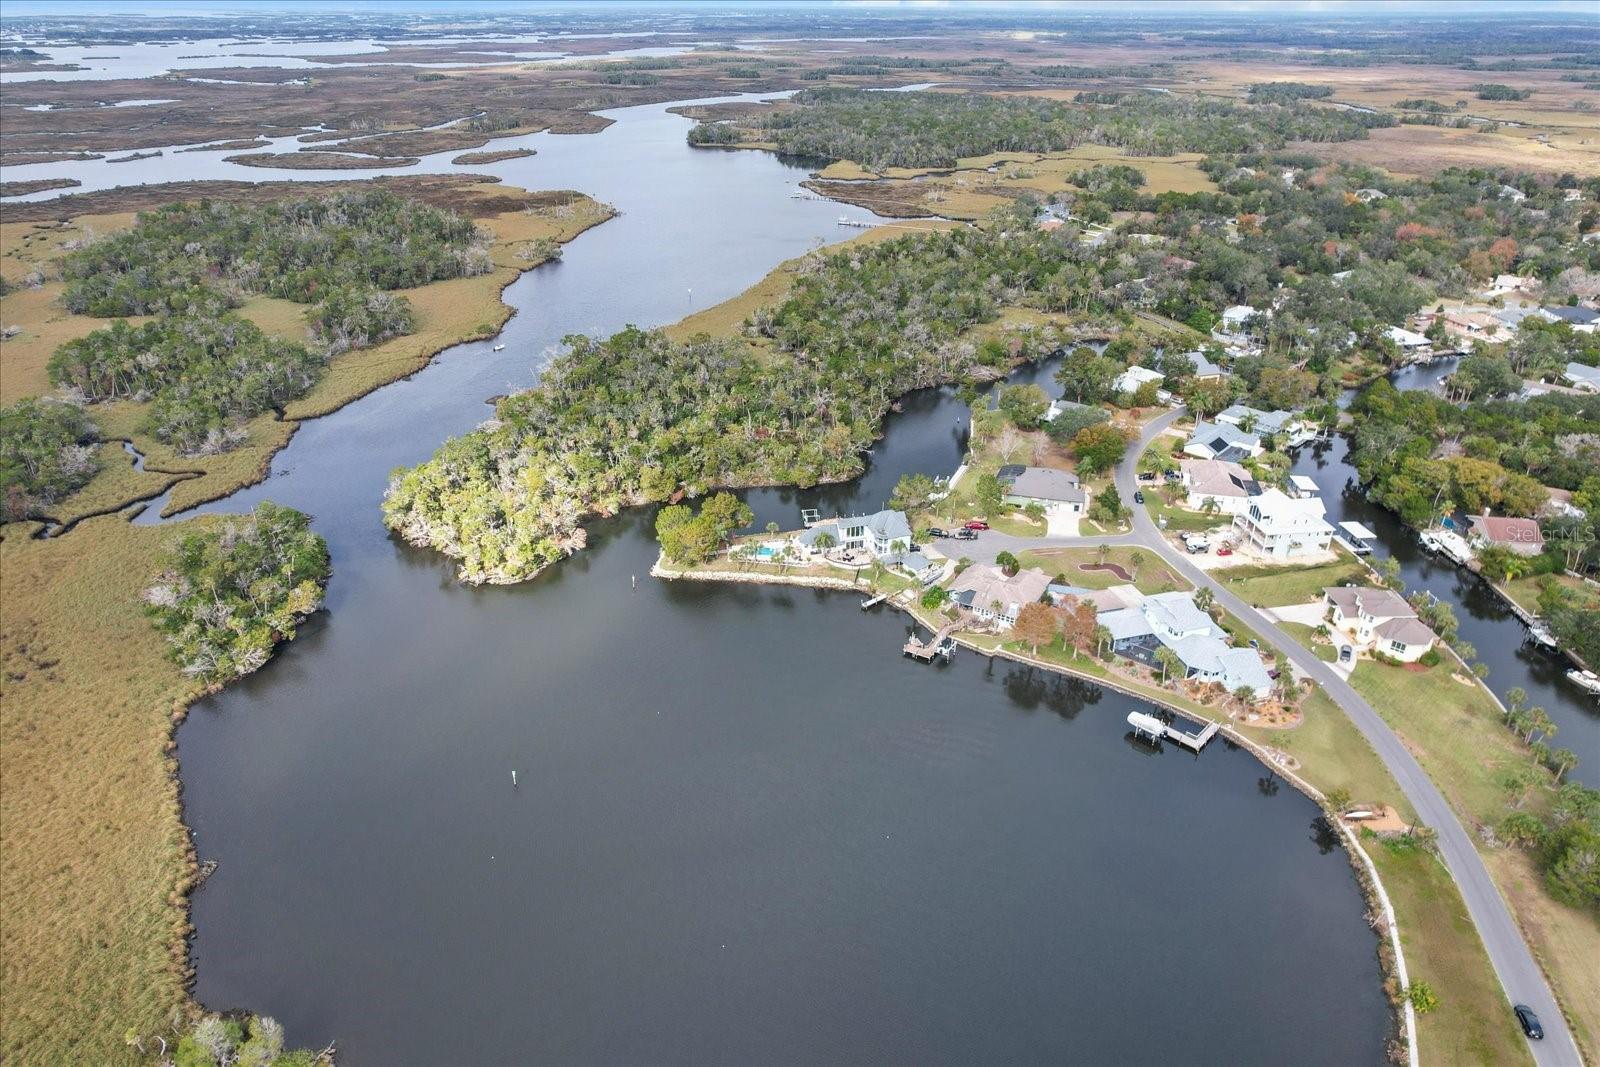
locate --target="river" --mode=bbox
[114,96,1398,1063]
[1292,360,1600,787]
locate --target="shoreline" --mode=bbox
[655,553,1418,1064]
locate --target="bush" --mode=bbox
[143,501,329,681]
[1418,647,1442,667]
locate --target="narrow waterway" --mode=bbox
[154,96,1391,1063]
[1292,360,1600,786]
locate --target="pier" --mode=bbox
[904,619,960,661]
[1127,710,1221,751]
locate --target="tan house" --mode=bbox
[1323,586,1437,662]
[945,564,1051,629]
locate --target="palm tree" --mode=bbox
[1505,686,1528,718]
[1154,646,1184,683]
[1525,708,1556,745]
[1129,549,1145,581]
[1194,586,1216,614]
[1096,543,1110,565]
[1093,624,1112,658]
[1233,684,1258,709]
[1550,748,1579,782]
[814,531,836,553]
[1199,497,1221,518]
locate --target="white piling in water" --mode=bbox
[511,771,518,788]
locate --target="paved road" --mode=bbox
[942,408,1580,1066]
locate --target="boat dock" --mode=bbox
[1126,710,1221,751]
[904,619,959,661]
[861,592,889,610]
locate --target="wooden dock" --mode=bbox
[904,619,960,661]
[1127,710,1221,751]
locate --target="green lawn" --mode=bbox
[1237,688,1412,820]
[1215,558,1369,608]
[1366,835,1535,1067]
[1018,545,1189,594]
[1499,573,1600,617]
[1143,491,1234,533]
[1278,620,1338,662]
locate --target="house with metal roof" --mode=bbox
[796,509,911,559]
[1546,306,1599,332]
[1096,590,1272,697]
[1233,488,1334,559]
[1113,364,1164,396]
[1562,362,1600,392]
[1216,405,1307,442]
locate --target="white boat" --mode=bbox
[1567,669,1600,696]
[1526,623,1558,649]
[492,343,506,351]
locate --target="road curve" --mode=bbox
[1108,408,1580,1067]
[934,408,1580,1064]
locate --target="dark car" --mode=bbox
[1514,1005,1544,1040]
[1133,491,1145,504]
[953,528,978,540]
[927,527,950,539]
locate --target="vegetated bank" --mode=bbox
[382,208,1189,583]
[0,177,612,1065]
[1,176,614,520]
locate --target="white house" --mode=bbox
[1041,398,1101,424]
[944,564,1051,629]
[1562,362,1600,392]
[1323,586,1437,662]
[1184,420,1263,462]
[1179,458,1260,515]
[1003,466,1087,515]
[796,509,911,559]
[1097,590,1273,697]
[1216,404,1309,445]
[1113,364,1165,396]
[1386,325,1432,352]
[1233,488,1334,559]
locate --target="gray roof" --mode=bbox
[1218,405,1298,436]
[887,550,933,575]
[1186,420,1260,456]
[1496,306,1558,328]
[1007,466,1085,504]
[1145,591,1221,636]
[864,509,912,541]
[1375,616,1436,647]
[1564,361,1600,384]
[1325,586,1413,621]
[1548,305,1600,325]
[1189,351,1226,378]
[1100,607,1156,642]
[1217,647,1273,695]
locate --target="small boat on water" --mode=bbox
[492,343,506,351]
[1567,669,1600,697]
[1526,622,1558,649]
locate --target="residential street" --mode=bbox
[950,406,1580,1067]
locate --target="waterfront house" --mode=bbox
[797,509,912,560]
[945,564,1051,629]
[1495,306,1560,332]
[1185,350,1227,381]
[1216,404,1309,445]
[1041,398,1100,424]
[1097,590,1273,697]
[1183,420,1263,462]
[1561,362,1600,392]
[1113,364,1164,396]
[1386,325,1432,353]
[1467,514,1545,557]
[1323,586,1436,662]
[1003,466,1087,516]
[1547,306,1599,333]
[1178,458,1260,515]
[1233,488,1334,559]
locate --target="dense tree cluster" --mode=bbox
[143,501,330,681]
[384,224,1089,583]
[1348,379,1600,528]
[158,1012,328,1067]
[0,398,99,520]
[655,492,755,564]
[49,310,324,453]
[692,87,1391,170]
[1246,82,1335,103]
[47,191,489,454]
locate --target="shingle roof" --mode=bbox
[1145,591,1219,635]
[1181,458,1256,498]
[1324,586,1413,621]
[1007,466,1085,503]
[1548,306,1599,325]
[1099,607,1156,642]
[1375,616,1436,647]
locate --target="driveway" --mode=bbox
[1112,408,1581,1067]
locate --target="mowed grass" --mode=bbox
[1,513,221,1066]
[1018,544,1189,594]
[1348,656,1600,1056]
[1367,837,1534,1067]
[1499,573,1600,617]
[1215,557,1370,608]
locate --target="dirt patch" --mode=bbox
[1079,561,1133,581]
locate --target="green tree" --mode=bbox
[1154,646,1184,682]
[1071,423,1128,475]
[998,383,1050,430]
[995,550,1019,575]
[976,472,1004,515]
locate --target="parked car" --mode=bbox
[927,528,950,539]
[1216,546,1233,557]
[953,528,978,540]
[963,520,989,531]
[1133,491,1145,504]
[1514,1005,1544,1040]
[1163,469,1182,483]
[1338,645,1354,664]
